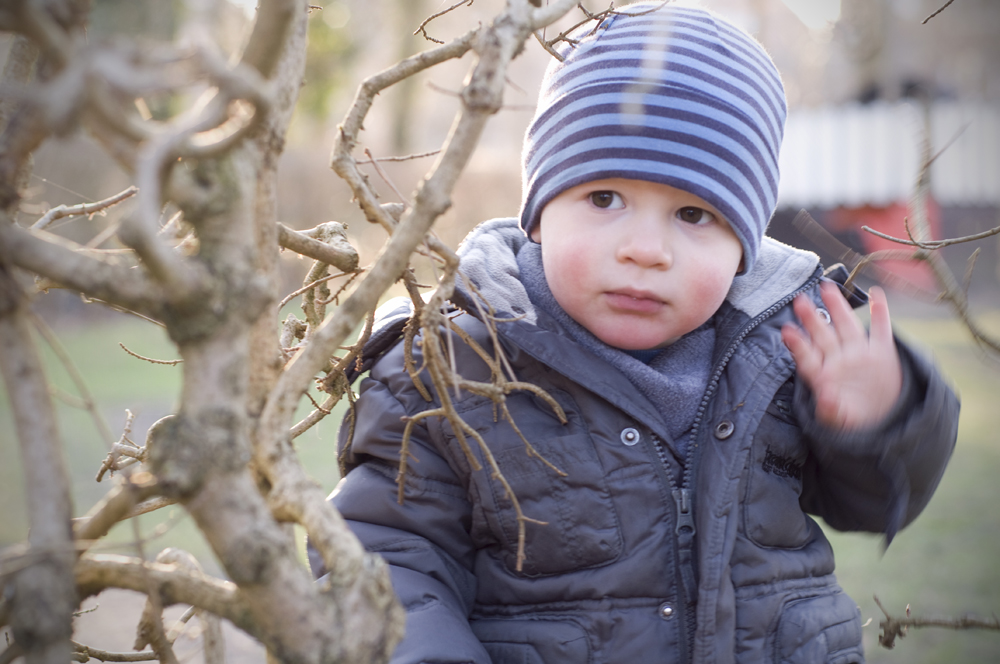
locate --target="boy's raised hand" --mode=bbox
[781,281,903,432]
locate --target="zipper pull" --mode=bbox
[672,488,698,606]
[672,488,696,541]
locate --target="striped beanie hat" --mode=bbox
[519,2,786,271]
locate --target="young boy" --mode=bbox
[312,4,959,662]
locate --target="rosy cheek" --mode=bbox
[547,246,586,285]
[690,272,732,310]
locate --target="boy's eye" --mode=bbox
[677,206,714,225]
[589,191,624,209]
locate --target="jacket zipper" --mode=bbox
[656,269,823,663]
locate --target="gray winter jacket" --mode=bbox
[314,218,958,664]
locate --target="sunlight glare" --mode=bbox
[229,0,257,17]
[780,0,841,30]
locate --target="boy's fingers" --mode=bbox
[792,293,838,355]
[820,281,865,345]
[867,286,895,349]
[782,322,822,384]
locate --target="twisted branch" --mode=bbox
[0,219,166,315]
[277,222,359,272]
[75,554,254,635]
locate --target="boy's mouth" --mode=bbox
[604,289,665,313]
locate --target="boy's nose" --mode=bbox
[616,218,673,269]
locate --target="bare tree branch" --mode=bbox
[277,222,359,272]
[75,554,254,635]
[0,219,166,314]
[0,263,76,663]
[0,35,43,212]
[31,185,137,230]
[874,595,1000,649]
[71,641,157,662]
[72,496,177,538]
[134,549,220,664]
[331,29,478,234]
[74,472,161,555]
[860,223,1000,250]
[240,0,298,78]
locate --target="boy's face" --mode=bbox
[531,178,743,350]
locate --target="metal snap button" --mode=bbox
[620,427,640,446]
[817,307,832,324]
[714,420,735,440]
[658,603,674,619]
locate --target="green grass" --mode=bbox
[1,308,999,660]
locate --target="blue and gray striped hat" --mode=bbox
[519,2,786,271]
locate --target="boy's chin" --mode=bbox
[593,329,682,351]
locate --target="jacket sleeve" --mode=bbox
[795,335,959,542]
[320,368,491,664]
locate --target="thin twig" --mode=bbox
[499,402,566,477]
[73,604,100,617]
[363,149,408,202]
[533,29,564,61]
[278,271,352,311]
[94,411,149,483]
[414,0,474,44]
[861,223,1000,250]
[118,342,183,365]
[874,595,1000,649]
[50,384,89,409]
[355,149,440,164]
[922,0,956,24]
[316,269,363,306]
[425,81,462,98]
[85,219,124,249]
[962,247,980,295]
[83,299,165,327]
[30,186,138,231]
[540,1,671,56]
[303,390,330,415]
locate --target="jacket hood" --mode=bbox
[454,217,819,324]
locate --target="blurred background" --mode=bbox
[1,0,998,660]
